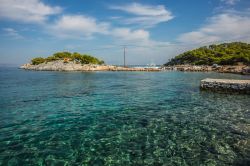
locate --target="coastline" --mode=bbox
[20,60,161,72]
[163,65,250,75]
[20,60,250,74]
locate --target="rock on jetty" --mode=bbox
[200,78,250,94]
[20,60,161,72]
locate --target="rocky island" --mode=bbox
[20,52,161,72]
[164,42,250,74]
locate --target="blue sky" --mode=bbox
[0,0,250,65]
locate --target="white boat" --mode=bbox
[145,63,160,69]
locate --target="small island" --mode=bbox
[164,42,250,74]
[20,52,161,72]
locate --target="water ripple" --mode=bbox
[0,69,250,165]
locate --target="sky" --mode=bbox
[0,0,250,65]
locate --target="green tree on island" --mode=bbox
[31,52,105,65]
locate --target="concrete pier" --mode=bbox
[200,78,250,94]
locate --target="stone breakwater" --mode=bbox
[163,65,250,74]
[20,61,161,72]
[200,78,250,94]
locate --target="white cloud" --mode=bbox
[48,15,174,64]
[0,1,175,64]
[220,0,240,5]
[48,15,162,44]
[110,3,170,16]
[111,27,172,47]
[112,28,150,42]
[0,0,62,23]
[48,15,110,39]
[178,12,250,45]
[2,28,23,39]
[109,27,176,64]
[178,32,220,45]
[110,3,174,27]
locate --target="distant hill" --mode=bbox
[164,42,250,66]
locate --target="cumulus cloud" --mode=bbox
[2,28,23,39]
[47,15,110,39]
[0,0,62,23]
[46,14,174,64]
[111,27,172,47]
[47,14,167,45]
[178,12,250,45]
[112,28,150,42]
[220,0,240,5]
[109,3,174,27]
[109,27,176,64]
[0,1,175,64]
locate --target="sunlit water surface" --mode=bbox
[0,67,250,165]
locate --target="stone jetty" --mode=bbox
[200,78,250,94]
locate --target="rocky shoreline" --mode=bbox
[20,60,250,74]
[163,65,250,75]
[20,60,161,72]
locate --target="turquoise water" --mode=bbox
[0,67,250,165]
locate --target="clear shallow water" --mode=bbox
[0,67,250,166]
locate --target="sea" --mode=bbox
[0,67,249,165]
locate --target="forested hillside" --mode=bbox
[165,42,250,65]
